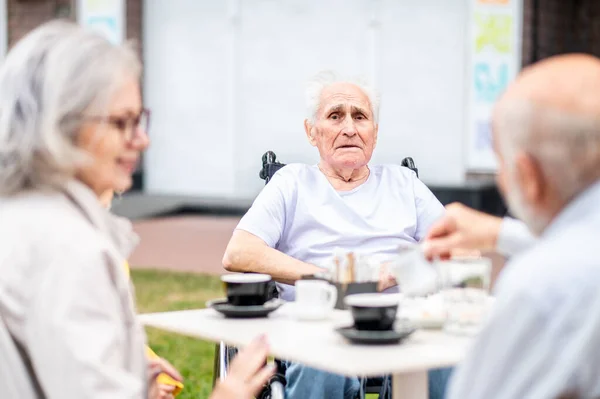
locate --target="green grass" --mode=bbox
[132,269,224,399]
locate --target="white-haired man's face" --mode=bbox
[498,159,550,236]
[493,126,551,236]
[305,82,378,170]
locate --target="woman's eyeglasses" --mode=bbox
[78,108,151,141]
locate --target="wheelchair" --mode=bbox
[212,151,419,399]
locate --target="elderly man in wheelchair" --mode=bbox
[222,71,452,399]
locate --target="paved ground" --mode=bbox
[129,215,240,275]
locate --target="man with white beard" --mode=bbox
[445,53,600,398]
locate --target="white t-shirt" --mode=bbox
[236,163,445,300]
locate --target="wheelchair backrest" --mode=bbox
[259,150,419,185]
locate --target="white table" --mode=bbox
[139,304,473,399]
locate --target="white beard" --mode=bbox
[505,178,550,236]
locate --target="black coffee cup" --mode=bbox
[344,293,400,331]
[221,273,272,306]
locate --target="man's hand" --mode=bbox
[148,357,183,399]
[378,263,398,291]
[210,335,276,399]
[422,203,503,260]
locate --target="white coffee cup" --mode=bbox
[294,280,338,320]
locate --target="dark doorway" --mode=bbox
[522,0,600,66]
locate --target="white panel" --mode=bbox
[143,0,471,199]
[376,0,468,185]
[143,0,233,196]
[235,0,375,197]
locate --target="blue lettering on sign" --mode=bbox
[474,63,509,103]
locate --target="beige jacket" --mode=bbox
[0,181,148,398]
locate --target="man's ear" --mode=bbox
[373,123,379,147]
[305,119,317,146]
[515,151,545,207]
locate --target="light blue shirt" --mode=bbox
[448,180,600,399]
[236,164,445,300]
[497,216,537,257]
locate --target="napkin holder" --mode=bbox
[332,281,378,310]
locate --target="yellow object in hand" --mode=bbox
[146,347,184,396]
[124,261,183,396]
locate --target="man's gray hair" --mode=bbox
[495,99,600,202]
[0,20,141,196]
[305,71,380,124]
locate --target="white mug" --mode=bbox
[294,280,338,320]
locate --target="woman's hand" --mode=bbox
[210,335,276,399]
[147,357,183,399]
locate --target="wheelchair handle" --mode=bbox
[401,157,418,178]
[263,151,277,165]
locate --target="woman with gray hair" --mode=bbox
[0,20,273,399]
